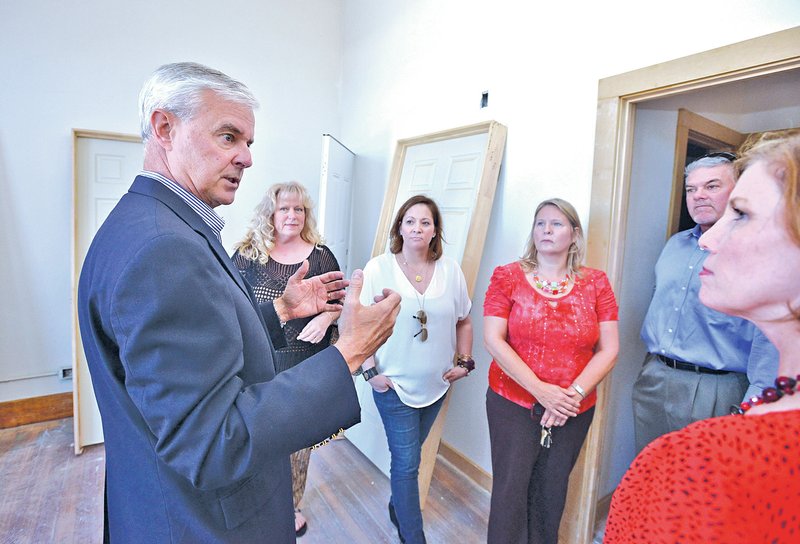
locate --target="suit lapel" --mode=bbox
[128,176,269,331]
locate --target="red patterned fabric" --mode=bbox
[483,263,618,412]
[605,410,800,543]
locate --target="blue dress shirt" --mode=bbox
[641,225,778,400]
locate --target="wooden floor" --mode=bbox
[0,419,104,543]
[0,418,488,543]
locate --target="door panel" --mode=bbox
[318,135,355,277]
[386,133,487,263]
[72,130,142,453]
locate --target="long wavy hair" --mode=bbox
[234,181,323,264]
[519,198,585,277]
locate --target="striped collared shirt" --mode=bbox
[139,171,225,241]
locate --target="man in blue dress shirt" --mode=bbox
[632,152,777,453]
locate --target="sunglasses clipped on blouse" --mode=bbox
[413,310,427,342]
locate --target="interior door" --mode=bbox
[387,133,488,262]
[318,134,355,277]
[72,130,142,453]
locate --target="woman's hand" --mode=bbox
[539,407,569,428]
[368,374,394,393]
[297,313,334,344]
[443,366,469,384]
[531,381,581,418]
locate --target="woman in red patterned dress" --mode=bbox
[483,198,619,544]
[605,134,800,542]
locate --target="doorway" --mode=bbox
[560,26,800,543]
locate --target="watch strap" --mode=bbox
[362,367,379,381]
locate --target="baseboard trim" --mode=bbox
[438,440,492,492]
[0,392,73,429]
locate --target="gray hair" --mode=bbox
[138,62,259,142]
[684,154,734,178]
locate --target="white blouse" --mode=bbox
[360,253,471,407]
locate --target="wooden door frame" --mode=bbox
[667,109,746,236]
[564,26,800,543]
[71,129,141,454]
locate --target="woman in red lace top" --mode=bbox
[484,198,619,544]
[605,134,800,543]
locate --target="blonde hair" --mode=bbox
[234,181,323,264]
[520,198,585,277]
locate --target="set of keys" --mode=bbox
[540,425,553,449]
[531,403,553,448]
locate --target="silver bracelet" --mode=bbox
[571,382,587,399]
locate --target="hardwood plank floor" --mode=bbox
[0,419,104,543]
[0,419,489,543]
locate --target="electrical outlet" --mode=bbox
[59,367,73,380]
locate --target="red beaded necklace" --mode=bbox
[732,375,799,414]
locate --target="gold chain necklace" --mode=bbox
[402,257,429,283]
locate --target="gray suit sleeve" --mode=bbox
[111,234,359,490]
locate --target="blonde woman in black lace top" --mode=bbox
[232,181,340,537]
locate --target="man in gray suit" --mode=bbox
[78,62,400,543]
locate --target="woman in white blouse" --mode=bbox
[360,195,473,544]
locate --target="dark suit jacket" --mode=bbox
[78,175,360,543]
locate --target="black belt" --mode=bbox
[655,354,730,375]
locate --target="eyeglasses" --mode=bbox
[700,151,736,162]
[413,310,428,342]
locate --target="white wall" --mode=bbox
[0,0,345,401]
[338,0,800,475]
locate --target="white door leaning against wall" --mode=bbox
[72,130,143,453]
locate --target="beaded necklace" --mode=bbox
[732,374,799,414]
[533,273,571,296]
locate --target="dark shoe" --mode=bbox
[388,502,405,543]
[295,509,308,537]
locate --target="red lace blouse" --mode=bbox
[604,410,800,543]
[483,263,618,412]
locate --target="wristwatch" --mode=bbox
[362,367,379,381]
